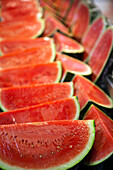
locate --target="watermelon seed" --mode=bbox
[69,145,73,148]
[5,133,8,136]
[57,146,60,149]
[20,154,23,157]
[25,140,28,145]
[57,150,59,152]
[51,151,55,154]
[1,132,4,136]
[22,139,24,144]
[39,154,42,158]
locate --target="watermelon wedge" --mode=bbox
[0,45,55,69]
[84,105,113,165]
[1,0,43,21]
[0,96,80,125]
[0,17,45,40]
[88,26,113,82]
[0,82,74,111]
[81,15,106,62]
[56,53,92,79]
[43,13,69,37]
[0,120,95,169]
[54,32,84,53]
[71,2,90,40]
[0,37,53,55]
[0,61,62,88]
[73,74,113,110]
[65,0,81,27]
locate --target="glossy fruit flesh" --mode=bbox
[0,120,95,169]
[0,82,74,111]
[84,105,113,165]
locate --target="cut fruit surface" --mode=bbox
[0,61,62,88]
[71,2,90,40]
[81,16,106,61]
[0,37,53,55]
[0,45,55,69]
[56,53,92,78]
[0,120,95,170]
[0,96,80,125]
[73,75,113,110]
[0,17,45,40]
[43,13,69,37]
[0,82,74,111]
[54,32,84,53]
[1,0,43,21]
[88,27,113,82]
[84,105,113,165]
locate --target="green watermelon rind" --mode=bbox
[54,61,62,83]
[0,120,95,170]
[72,96,80,120]
[83,104,113,166]
[49,43,56,62]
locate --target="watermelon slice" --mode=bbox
[0,96,80,125]
[1,0,43,21]
[54,32,84,53]
[81,16,106,62]
[56,53,92,80]
[43,12,69,37]
[0,82,74,111]
[88,26,113,82]
[71,2,90,40]
[0,45,55,69]
[0,37,53,55]
[0,120,95,169]
[0,16,45,40]
[65,0,81,27]
[0,61,62,88]
[73,74,113,110]
[84,105,113,165]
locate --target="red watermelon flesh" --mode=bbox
[0,61,62,88]
[43,12,69,37]
[84,105,113,165]
[66,0,81,27]
[56,53,92,78]
[40,0,57,14]
[73,75,113,110]
[57,0,70,18]
[54,32,84,53]
[0,120,95,169]
[1,0,42,21]
[0,45,55,69]
[71,2,90,40]
[0,16,45,40]
[0,97,80,125]
[81,16,106,61]
[0,82,73,111]
[88,27,113,82]
[0,37,53,55]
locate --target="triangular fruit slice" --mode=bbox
[88,26,113,82]
[0,82,74,111]
[81,16,106,62]
[43,12,69,37]
[54,32,84,53]
[0,37,53,55]
[1,0,43,21]
[73,74,113,110]
[84,104,113,165]
[0,17,45,40]
[56,53,92,79]
[0,45,55,69]
[0,120,95,169]
[71,2,90,40]
[0,96,80,125]
[0,61,62,88]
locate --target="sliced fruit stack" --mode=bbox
[0,0,113,170]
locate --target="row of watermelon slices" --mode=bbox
[0,0,113,170]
